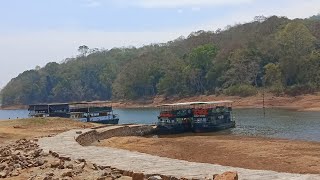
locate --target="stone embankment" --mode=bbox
[36,125,320,180]
[76,124,156,146]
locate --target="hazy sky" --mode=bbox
[0,0,319,88]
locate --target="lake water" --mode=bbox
[1,108,320,142]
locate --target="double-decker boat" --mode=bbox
[28,101,119,124]
[191,101,235,132]
[156,103,193,134]
[156,101,235,134]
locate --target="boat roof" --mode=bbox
[29,101,112,107]
[28,103,69,106]
[161,100,233,107]
[69,101,112,105]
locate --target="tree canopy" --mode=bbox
[1,15,320,106]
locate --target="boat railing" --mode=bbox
[69,102,113,109]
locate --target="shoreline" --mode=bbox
[110,93,320,112]
[1,118,320,177]
[1,93,320,111]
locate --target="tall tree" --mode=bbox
[223,48,261,87]
[276,22,316,85]
[186,44,218,93]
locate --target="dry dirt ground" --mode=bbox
[95,134,320,174]
[0,118,97,145]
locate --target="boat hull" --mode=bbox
[192,121,235,133]
[155,123,191,135]
[92,118,119,125]
[77,117,119,124]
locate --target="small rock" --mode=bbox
[6,165,14,174]
[28,175,37,180]
[97,177,114,180]
[98,165,110,170]
[73,162,85,174]
[12,151,21,156]
[76,131,82,134]
[46,172,55,176]
[96,177,107,180]
[36,159,46,166]
[101,171,111,177]
[50,160,61,168]
[51,152,59,158]
[1,150,11,157]
[117,176,133,180]
[159,175,178,180]
[12,154,19,160]
[61,170,73,177]
[66,163,74,169]
[0,163,7,170]
[62,177,73,180]
[159,175,171,180]
[32,149,43,157]
[76,162,86,169]
[75,158,86,163]
[13,125,23,129]
[13,163,21,169]
[59,156,71,161]
[42,152,50,157]
[123,170,133,177]
[148,175,162,180]
[180,178,189,180]
[58,163,65,169]
[132,172,144,180]
[214,171,238,180]
[111,172,122,179]
[87,162,98,170]
[0,171,8,178]
[11,170,20,176]
[43,176,53,180]
[112,169,123,174]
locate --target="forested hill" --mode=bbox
[1,15,320,106]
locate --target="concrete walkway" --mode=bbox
[38,127,320,180]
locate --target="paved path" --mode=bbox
[38,127,320,180]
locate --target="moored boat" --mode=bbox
[28,102,119,124]
[155,101,235,134]
[191,101,235,133]
[156,104,193,134]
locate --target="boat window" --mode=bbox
[195,118,206,122]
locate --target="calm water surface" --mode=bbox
[1,108,320,142]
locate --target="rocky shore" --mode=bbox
[0,138,133,180]
[0,138,238,180]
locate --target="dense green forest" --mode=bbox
[1,15,320,106]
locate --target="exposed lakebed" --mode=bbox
[1,108,320,142]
